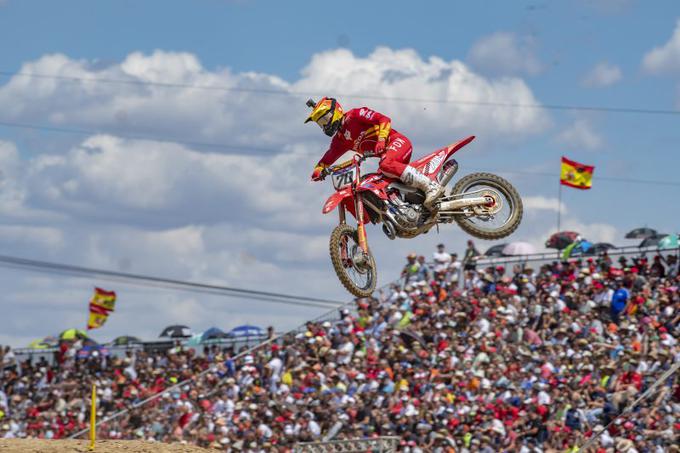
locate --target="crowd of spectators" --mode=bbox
[1,243,678,452]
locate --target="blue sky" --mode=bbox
[0,0,679,346]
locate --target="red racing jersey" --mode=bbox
[316,107,403,167]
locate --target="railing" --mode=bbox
[469,244,679,269]
[12,334,270,365]
[294,437,401,453]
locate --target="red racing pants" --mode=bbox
[378,133,413,178]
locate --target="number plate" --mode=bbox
[331,167,356,190]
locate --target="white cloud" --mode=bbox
[468,32,542,76]
[582,62,622,87]
[0,48,555,346]
[0,225,64,250]
[0,48,550,153]
[523,196,567,214]
[556,119,603,150]
[642,19,680,75]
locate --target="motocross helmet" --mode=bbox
[305,97,344,137]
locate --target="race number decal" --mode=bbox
[359,108,375,120]
[332,167,356,190]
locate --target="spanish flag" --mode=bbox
[90,287,116,312]
[560,156,594,190]
[87,287,116,330]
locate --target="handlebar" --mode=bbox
[324,154,369,176]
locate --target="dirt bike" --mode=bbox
[318,135,523,297]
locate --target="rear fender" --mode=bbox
[413,135,476,177]
[322,188,352,214]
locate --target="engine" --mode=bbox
[386,196,426,229]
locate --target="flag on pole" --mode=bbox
[87,287,116,330]
[90,287,116,311]
[560,156,594,190]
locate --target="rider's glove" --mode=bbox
[374,139,386,155]
[311,164,326,181]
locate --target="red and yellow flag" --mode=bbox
[87,287,116,330]
[91,287,116,311]
[560,156,594,190]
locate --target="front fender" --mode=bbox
[322,188,352,214]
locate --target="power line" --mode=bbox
[0,254,344,309]
[3,70,680,116]
[0,120,280,155]
[469,168,680,187]
[0,117,676,187]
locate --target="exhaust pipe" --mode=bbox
[382,220,397,240]
[437,159,459,187]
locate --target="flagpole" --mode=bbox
[557,179,562,233]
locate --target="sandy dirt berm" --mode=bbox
[0,439,217,452]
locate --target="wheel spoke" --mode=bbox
[337,231,372,290]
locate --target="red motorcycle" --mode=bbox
[319,136,523,297]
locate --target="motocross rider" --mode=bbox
[306,97,444,209]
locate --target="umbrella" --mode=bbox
[159,325,192,338]
[27,339,52,349]
[228,325,264,337]
[502,242,537,256]
[546,231,580,250]
[60,328,88,341]
[639,234,667,248]
[658,234,679,249]
[484,244,508,257]
[591,242,616,254]
[625,227,658,239]
[399,330,428,350]
[202,327,226,341]
[111,336,141,346]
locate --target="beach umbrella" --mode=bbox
[625,227,657,239]
[60,328,88,341]
[484,244,508,257]
[639,234,667,248]
[111,336,141,346]
[228,325,263,337]
[502,242,537,256]
[546,231,580,250]
[159,325,192,338]
[658,234,678,250]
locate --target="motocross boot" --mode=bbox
[400,166,445,209]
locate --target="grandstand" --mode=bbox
[1,242,678,452]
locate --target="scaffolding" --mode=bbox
[294,437,401,453]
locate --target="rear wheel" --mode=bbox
[329,224,377,297]
[451,172,523,240]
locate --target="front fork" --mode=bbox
[354,194,369,254]
[337,194,369,260]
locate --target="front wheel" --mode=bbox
[451,172,523,240]
[329,224,377,298]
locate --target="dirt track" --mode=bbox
[0,439,216,452]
